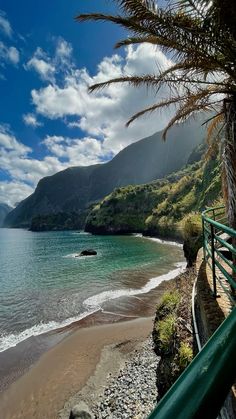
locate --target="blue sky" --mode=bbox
[0,0,173,206]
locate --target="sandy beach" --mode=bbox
[0,263,184,419]
[0,316,153,419]
[0,273,177,392]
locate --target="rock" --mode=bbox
[77,249,97,257]
[69,402,94,419]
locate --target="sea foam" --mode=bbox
[0,309,98,353]
[83,262,186,309]
[133,233,183,248]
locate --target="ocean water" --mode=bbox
[0,228,185,353]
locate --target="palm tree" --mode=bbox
[76,0,236,229]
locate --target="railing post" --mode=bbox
[210,223,217,298]
[202,217,206,260]
[213,208,215,221]
[231,237,236,299]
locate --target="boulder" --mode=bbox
[79,249,97,257]
[69,402,94,419]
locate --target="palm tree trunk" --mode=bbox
[223,95,236,297]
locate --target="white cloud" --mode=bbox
[27,57,55,81]
[55,38,72,63]
[67,121,81,129]
[31,43,174,156]
[25,47,55,82]
[0,42,20,65]
[23,113,42,127]
[0,126,30,154]
[0,11,12,38]
[0,181,33,207]
[25,39,73,83]
[43,135,104,166]
[7,46,19,64]
[0,125,106,204]
[0,12,20,79]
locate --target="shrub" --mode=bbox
[156,291,181,319]
[182,213,202,240]
[155,314,177,355]
[178,342,193,368]
[182,213,203,266]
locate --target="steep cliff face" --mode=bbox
[4,119,205,228]
[85,180,169,234]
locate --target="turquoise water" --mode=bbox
[0,229,184,352]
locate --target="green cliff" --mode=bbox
[85,155,221,241]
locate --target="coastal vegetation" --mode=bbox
[152,270,194,398]
[30,211,86,232]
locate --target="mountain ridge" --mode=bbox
[5,119,205,228]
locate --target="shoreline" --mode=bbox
[0,267,184,395]
[0,248,185,356]
[0,239,185,355]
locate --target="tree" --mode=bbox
[77,0,236,230]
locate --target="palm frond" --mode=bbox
[126,89,224,129]
[77,10,236,80]
[207,112,225,143]
[161,88,224,138]
[126,95,188,126]
[88,71,229,95]
[116,0,158,17]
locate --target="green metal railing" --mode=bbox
[202,205,236,304]
[148,206,236,418]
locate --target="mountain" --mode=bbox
[0,204,13,227]
[5,119,205,228]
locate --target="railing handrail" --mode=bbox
[203,213,236,239]
[202,205,236,301]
